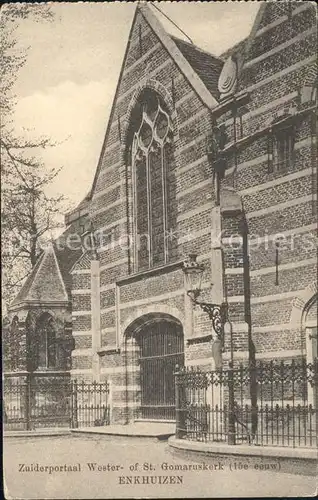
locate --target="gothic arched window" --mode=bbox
[37,313,57,369]
[129,90,176,271]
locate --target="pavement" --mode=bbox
[3,434,317,499]
[4,427,71,438]
[71,422,175,440]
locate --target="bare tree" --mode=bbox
[1,4,54,113]
[1,4,67,308]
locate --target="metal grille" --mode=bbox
[71,380,110,428]
[138,321,184,420]
[175,360,318,448]
[3,376,110,430]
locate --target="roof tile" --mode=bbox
[171,36,224,100]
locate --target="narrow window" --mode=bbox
[37,314,57,369]
[130,90,175,272]
[273,128,294,171]
[268,127,294,173]
[267,133,274,174]
[47,318,57,368]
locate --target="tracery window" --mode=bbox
[129,90,176,271]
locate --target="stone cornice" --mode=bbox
[116,259,184,286]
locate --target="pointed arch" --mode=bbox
[124,87,178,272]
[36,312,57,369]
[122,80,178,160]
[290,282,317,325]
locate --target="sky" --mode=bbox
[7,1,260,215]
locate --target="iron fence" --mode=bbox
[175,359,318,448]
[3,376,110,431]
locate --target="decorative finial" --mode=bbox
[218,55,238,100]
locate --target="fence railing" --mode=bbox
[175,359,318,448]
[3,376,110,431]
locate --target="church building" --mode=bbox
[6,2,317,425]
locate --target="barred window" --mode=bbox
[268,127,295,173]
[129,90,176,272]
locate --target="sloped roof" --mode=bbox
[52,221,84,295]
[10,246,68,308]
[90,3,220,195]
[10,221,84,310]
[236,3,266,72]
[54,244,83,296]
[10,253,45,309]
[219,38,248,62]
[139,3,220,108]
[70,250,95,274]
[65,191,91,226]
[171,36,224,100]
[77,191,92,210]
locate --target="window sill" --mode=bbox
[32,369,70,375]
[97,347,120,356]
[269,161,294,174]
[186,334,213,345]
[222,103,316,155]
[35,367,57,371]
[116,259,184,286]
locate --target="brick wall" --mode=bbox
[69,3,317,420]
[215,2,317,362]
[70,8,218,386]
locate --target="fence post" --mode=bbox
[108,379,112,425]
[227,362,236,445]
[314,358,318,447]
[72,379,78,429]
[250,360,258,441]
[175,364,186,439]
[25,373,31,431]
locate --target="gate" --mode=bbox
[138,320,184,420]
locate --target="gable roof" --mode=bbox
[236,3,266,72]
[219,38,248,62]
[91,3,221,195]
[171,36,223,100]
[139,3,220,108]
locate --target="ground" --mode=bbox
[4,435,316,499]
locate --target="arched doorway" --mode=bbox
[128,315,184,420]
[304,295,317,363]
[303,295,317,409]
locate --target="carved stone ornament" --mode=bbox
[218,55,238,99]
